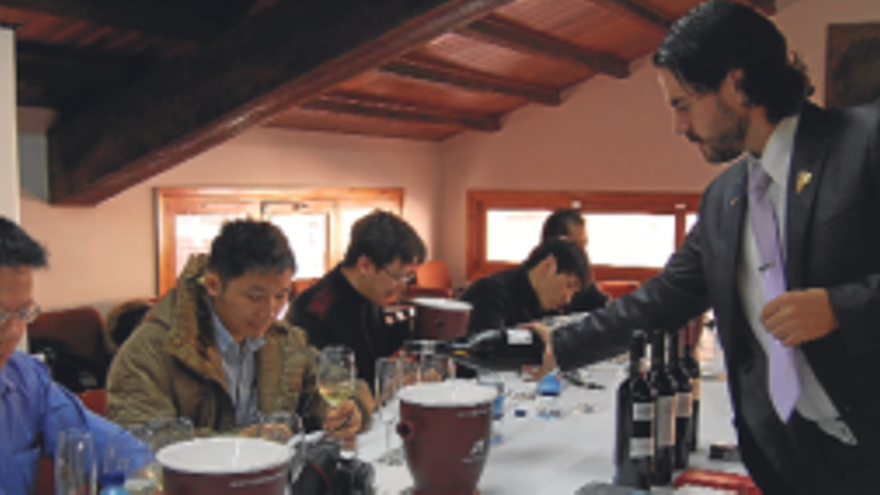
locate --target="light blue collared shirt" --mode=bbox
[210,307,266,427]
[0,352,137,494]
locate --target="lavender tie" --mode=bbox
[749,164,801,422]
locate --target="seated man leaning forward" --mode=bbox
[287,210,426,392]
[0,217,139,493]
[461,237,589,334]
[107,219,372,442]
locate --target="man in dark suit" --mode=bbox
[533,1,880,493]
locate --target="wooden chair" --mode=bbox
[596,280,641,300]
[413,260,452,290]
[28,306,111,386]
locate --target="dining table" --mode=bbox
[355,358,747,495]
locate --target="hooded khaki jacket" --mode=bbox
[106,255,371,435]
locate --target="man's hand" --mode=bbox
[521,322,558,380]
[324,399,362,448]
[762,288,838,347]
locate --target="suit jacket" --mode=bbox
[553,102,880,490]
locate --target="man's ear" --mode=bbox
[725,69,750,107]
[356,255,373,276]
[538,254,558,277]
[204,271,223,298]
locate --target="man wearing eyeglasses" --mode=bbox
[287,210,426,392]
[0,217,135,493]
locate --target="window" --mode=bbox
[156,188,403,295]
[467,190,701,283]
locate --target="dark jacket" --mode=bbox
[461,267,544,333]
[551,283,609,316]
[552,103,880,493]
[287,265,410,391]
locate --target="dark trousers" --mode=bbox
[740,414,878,495]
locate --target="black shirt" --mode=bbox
[460,267,544,334]
[287,265,410,391]
[551,283,609,316]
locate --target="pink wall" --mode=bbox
[437,0,880,287]
[19,0,880,310]
[21,129,441,312]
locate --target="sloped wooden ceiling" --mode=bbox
[1,0,775,205]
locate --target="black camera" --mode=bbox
[291,438,374,494]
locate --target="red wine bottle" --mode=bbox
[404,328,543,372]
[683,318,702,452]
[648,329,676,486]
[614,331,653,490]
[668,328,692,470]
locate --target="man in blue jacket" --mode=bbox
[0,217,133,493]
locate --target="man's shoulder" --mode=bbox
[4,352,51,383]
[462,270,513,302]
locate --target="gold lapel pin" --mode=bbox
[796,171,812,194]
[730,196,739,206]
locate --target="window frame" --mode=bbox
[156,187,404,295]
[466,190,701,284]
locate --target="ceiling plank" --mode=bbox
[47,0,514,205]
[743,0,776,15]
[380,53,560,106]
[304,92,501,131]
[588,0,673,30]
[458,13,630,78]
[16,41,147,87]
[0,0,221,41]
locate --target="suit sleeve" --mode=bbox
[826,107,880,355]
[552,220,711,370]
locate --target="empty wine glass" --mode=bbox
[56,427,97,495]
[258,411,303,444]
[375,357,405,465]
[145,416,194,491]
[414,353,455,383]
[101,425,157,494]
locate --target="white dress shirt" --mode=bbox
[737,115,856,444]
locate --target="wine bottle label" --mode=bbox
[506,329,533,346]
[656,396,675,447]
[633,402,654,422]
[691,377,702,400]
[630,437,653,458]
[676,392,693,418]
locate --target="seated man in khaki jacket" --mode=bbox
[107,220,372,442]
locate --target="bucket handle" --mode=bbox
[396,420,415,442]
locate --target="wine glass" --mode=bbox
[101,425,157,494]
[375,357,405,465]
[415,353,455,383]
[317,346,357,453]
[317,346,356,408]
[258,411,304,444]
[144,417,194,491]
[56,427,97,495]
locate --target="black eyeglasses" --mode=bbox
[0,303,41,326]
[381,267,415,285]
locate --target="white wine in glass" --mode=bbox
[317,346,356,408]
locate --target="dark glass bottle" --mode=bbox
[405,328,544,372]
[668,328,692,470]
[683,318,702,452]
[648,329,676,486]
[614,331,653,490]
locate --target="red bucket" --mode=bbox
[397,381,495,494]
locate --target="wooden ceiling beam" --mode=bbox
[47,0,514,205]
[0,0,221,41]
[380,53,560,106]
[589,0,673,30]
[16,41,146,87]
[303,92,500,131]
[459,14,630,78]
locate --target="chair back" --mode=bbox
[414,260,452,290]
[79,389,108,416]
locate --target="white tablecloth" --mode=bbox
[357,361,746,495]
